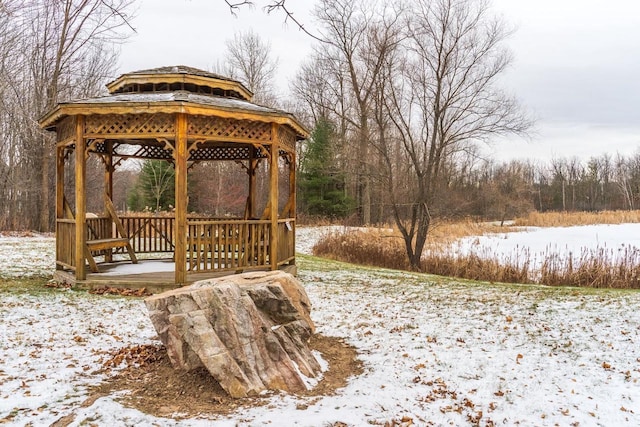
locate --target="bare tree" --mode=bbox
[615,154,635,210]
[224,29,279,106]
[0,0,135,231]
[302,0,404,224]
[382,0,532,268]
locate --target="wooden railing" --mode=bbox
[56,219,76,270]
[186,220,271,272]
[55,214,296,275]
[120,216,175,254]
[277,219,295,266]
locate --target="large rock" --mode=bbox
[144,271,321,398]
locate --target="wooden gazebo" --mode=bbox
[40,66,307,288]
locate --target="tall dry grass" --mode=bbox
[313,230,410,271]
[514,210,640,227]
[313,219,640,289]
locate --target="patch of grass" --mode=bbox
[0,277,57,294]
[300,250,637,300]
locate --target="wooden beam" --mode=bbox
[75,116,86,280]
[269,124,279,270]
[174,113,188,284]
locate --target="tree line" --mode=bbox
[2,0,638,271]
[299,134,640,219]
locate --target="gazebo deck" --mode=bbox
[55,214,296,290]
[54,258,297,292]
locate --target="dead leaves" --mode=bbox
[382,416,414,427]
[102,344,164,369]
[44,281,71,289]
[418,378,493,426]
[89,286,151,297]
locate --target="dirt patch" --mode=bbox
[87,334,362,420]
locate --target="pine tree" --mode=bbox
[299,118,354,218]
[127,160,175,212]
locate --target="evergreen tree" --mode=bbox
[127,160,175,212]
[299,118,354,218]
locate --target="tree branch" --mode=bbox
[264,0,327,43]
[225,0,253,16]
[223,0,326,43]
[99,0,137,33]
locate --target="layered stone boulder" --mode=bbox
[144,271,320,398]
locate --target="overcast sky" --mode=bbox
[117,0,640,163]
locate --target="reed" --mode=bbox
[312,229,410,271]
[514,210,640,227]
[313,228,640,289]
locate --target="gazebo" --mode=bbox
[39,66,307,289]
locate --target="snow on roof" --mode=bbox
[110,65,237,84]
[64,91,283,115]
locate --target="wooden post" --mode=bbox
[289,151,296,218]
[247,146,257,219]
[55,145,65,270]
[289,150,296,264]
[104,139,114,262]
[269,124,279,270]
[174,113,188,284]
[56,146,65,220]
[75,116,86,280]
[104,139,114,205]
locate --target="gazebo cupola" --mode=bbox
[40,66,307,288]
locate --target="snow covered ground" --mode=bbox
[0,234,55,278]
[0,226,639,426]
[453,223,640,271]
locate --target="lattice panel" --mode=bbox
[188,115,271,142]
[137,145,174,160]
[188,145,269,161]
[110,143,173,160]
[278,126,297,152]
[57,116,75,142]
[89,140,107,154]
[85,113,175,136]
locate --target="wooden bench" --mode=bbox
[86,238,130,252]
[85,198,138,273]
